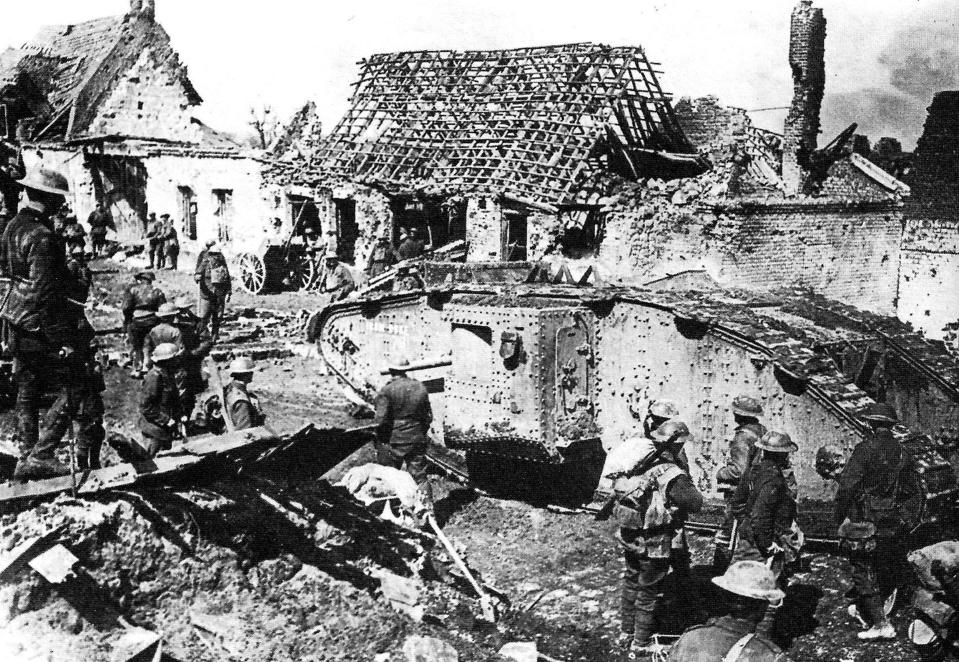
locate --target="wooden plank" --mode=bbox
[0,427,280,504]
[28,543,78,584]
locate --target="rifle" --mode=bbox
[594,444,668,521]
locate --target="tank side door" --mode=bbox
[554,314,596,447]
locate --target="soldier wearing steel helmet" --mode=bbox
[715,396,768,569]
[195,241,231,340]
[836,401,924,641]
[223,356,265,430]
[121,271,166,377]
[730,431,802,637]
[138,342,186,458]
[666,561,792,661]
[374,357,434,503]
[0,167,89,479]
[611,419,703,661]
[143,303,183,371]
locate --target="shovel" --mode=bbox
[427,515,498,622]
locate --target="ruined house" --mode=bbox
[273,1,908,319]
[0,0,272,255]
[267,42,701,267]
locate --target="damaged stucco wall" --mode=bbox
[26,147,274,261]
[314,184,392,267]
[466,197,502,261]
[88,44,199,142]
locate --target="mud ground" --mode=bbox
[0,258,928,661]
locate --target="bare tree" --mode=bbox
[248,105,279,150]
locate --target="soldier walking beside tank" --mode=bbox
[715,396,767,569]
[122,271,165,377]
[223,357,265,430]
[610,419,704,661]
[730,431,801,637]
[0,168,87,479]
[666,561,793,661]
[138,343,186,458]
[195,242,231,340]
[836,402,924,641]
[374,358,434,505]
[319,253,355,301]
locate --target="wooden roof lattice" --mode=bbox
[313,43,694,205]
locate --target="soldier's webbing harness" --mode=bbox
[595,444,668,521]
[722,634,756,662]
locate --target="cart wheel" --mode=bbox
[238,252,267,294]
[297,256,318,291]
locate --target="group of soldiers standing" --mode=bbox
[144,211,181,270]
[604,394,924,661]
[0,166,264,480]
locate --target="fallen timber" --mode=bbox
[0,426,295,506]
[311,262,959,538]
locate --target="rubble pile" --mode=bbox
[0,479,499,662]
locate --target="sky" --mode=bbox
[1,0,956,149]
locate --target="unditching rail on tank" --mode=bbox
[0,425,323,506]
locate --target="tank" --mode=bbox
[310,262,959,532]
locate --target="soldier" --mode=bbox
[907,547,959,661]
[173,297,212,418]
[397,227,428,260]
[666,561,792,662]
[730,431,801,637]
[145,212,163,268]
[368,236,396,276]
[836,402,924,641]
[61,214,86,254]
[195,242,231,340]
[143,303,183,371]
[0,139,25,231]
[0,167,83,479]
[66,245,92,295]
[610,420,704,660]
[138,342,186,458]
[643,399,679,439]
[223,356,265,430]
[87,202,112,256]
[121,271,166,377]
[374,358,434,504]
[318,253,355,301]
[162,214,179,270]
[715,396,768,569]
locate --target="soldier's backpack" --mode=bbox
[860,452,914,535]
[209,256,230,285]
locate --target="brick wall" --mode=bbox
[599,164,903,314]
[782,1,826,194]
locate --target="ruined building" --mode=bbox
[898,91,959,339]
[273,1,908,318]
[0,0,271,254]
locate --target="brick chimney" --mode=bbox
[782,0,826,194]
[129,0,155,20]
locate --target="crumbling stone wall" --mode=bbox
[89,46,199,142]
[782,0,826,194]
[314,184,393,267]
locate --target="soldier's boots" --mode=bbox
[13,456,71,481]
[857,596,896,640]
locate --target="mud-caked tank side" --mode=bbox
[316,293,452,437]
[440,301,598,460]
[592,301,859,504]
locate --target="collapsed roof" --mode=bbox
[0,13,201,142]
[312,43,701,206]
